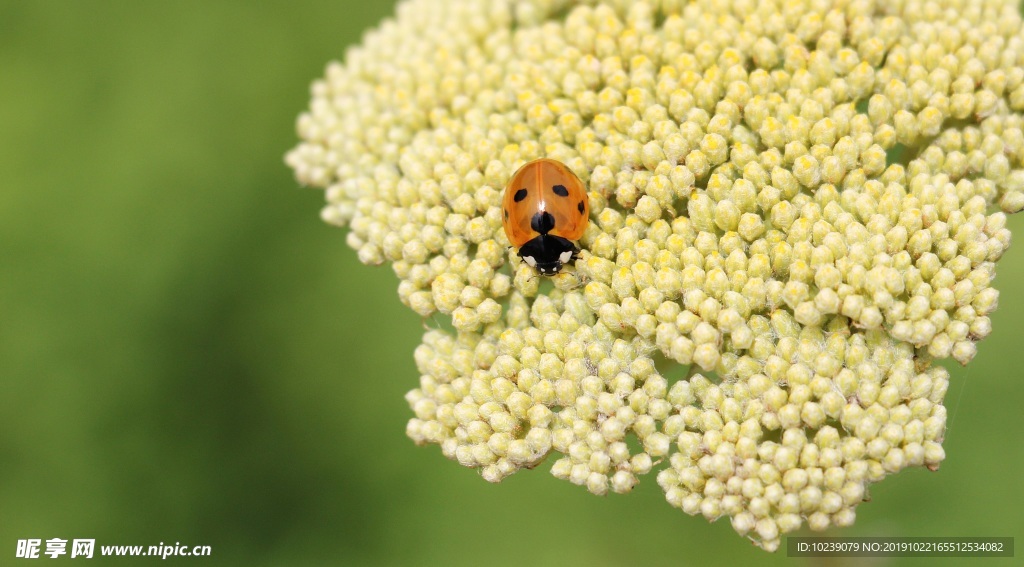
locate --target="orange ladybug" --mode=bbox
[502,158,590,275]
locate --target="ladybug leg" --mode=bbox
[507,245,523,266]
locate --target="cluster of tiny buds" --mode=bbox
[288,0,1022,552]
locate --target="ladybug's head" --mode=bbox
[518,235,578,276]
[520,252,562,275]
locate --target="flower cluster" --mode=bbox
[287,0,1023,551]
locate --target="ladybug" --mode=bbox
[502,158,590,275]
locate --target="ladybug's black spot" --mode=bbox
[514,188,528,202]
[530,211,556,234]
[552,184,569,197]
[577,200,585,213]
[504,208,509,219]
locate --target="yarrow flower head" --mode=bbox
[287,0,1023,551]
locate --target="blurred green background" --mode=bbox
[1,2,1022,565]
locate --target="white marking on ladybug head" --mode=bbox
[523,255,537,268]
[559,250,573,264]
